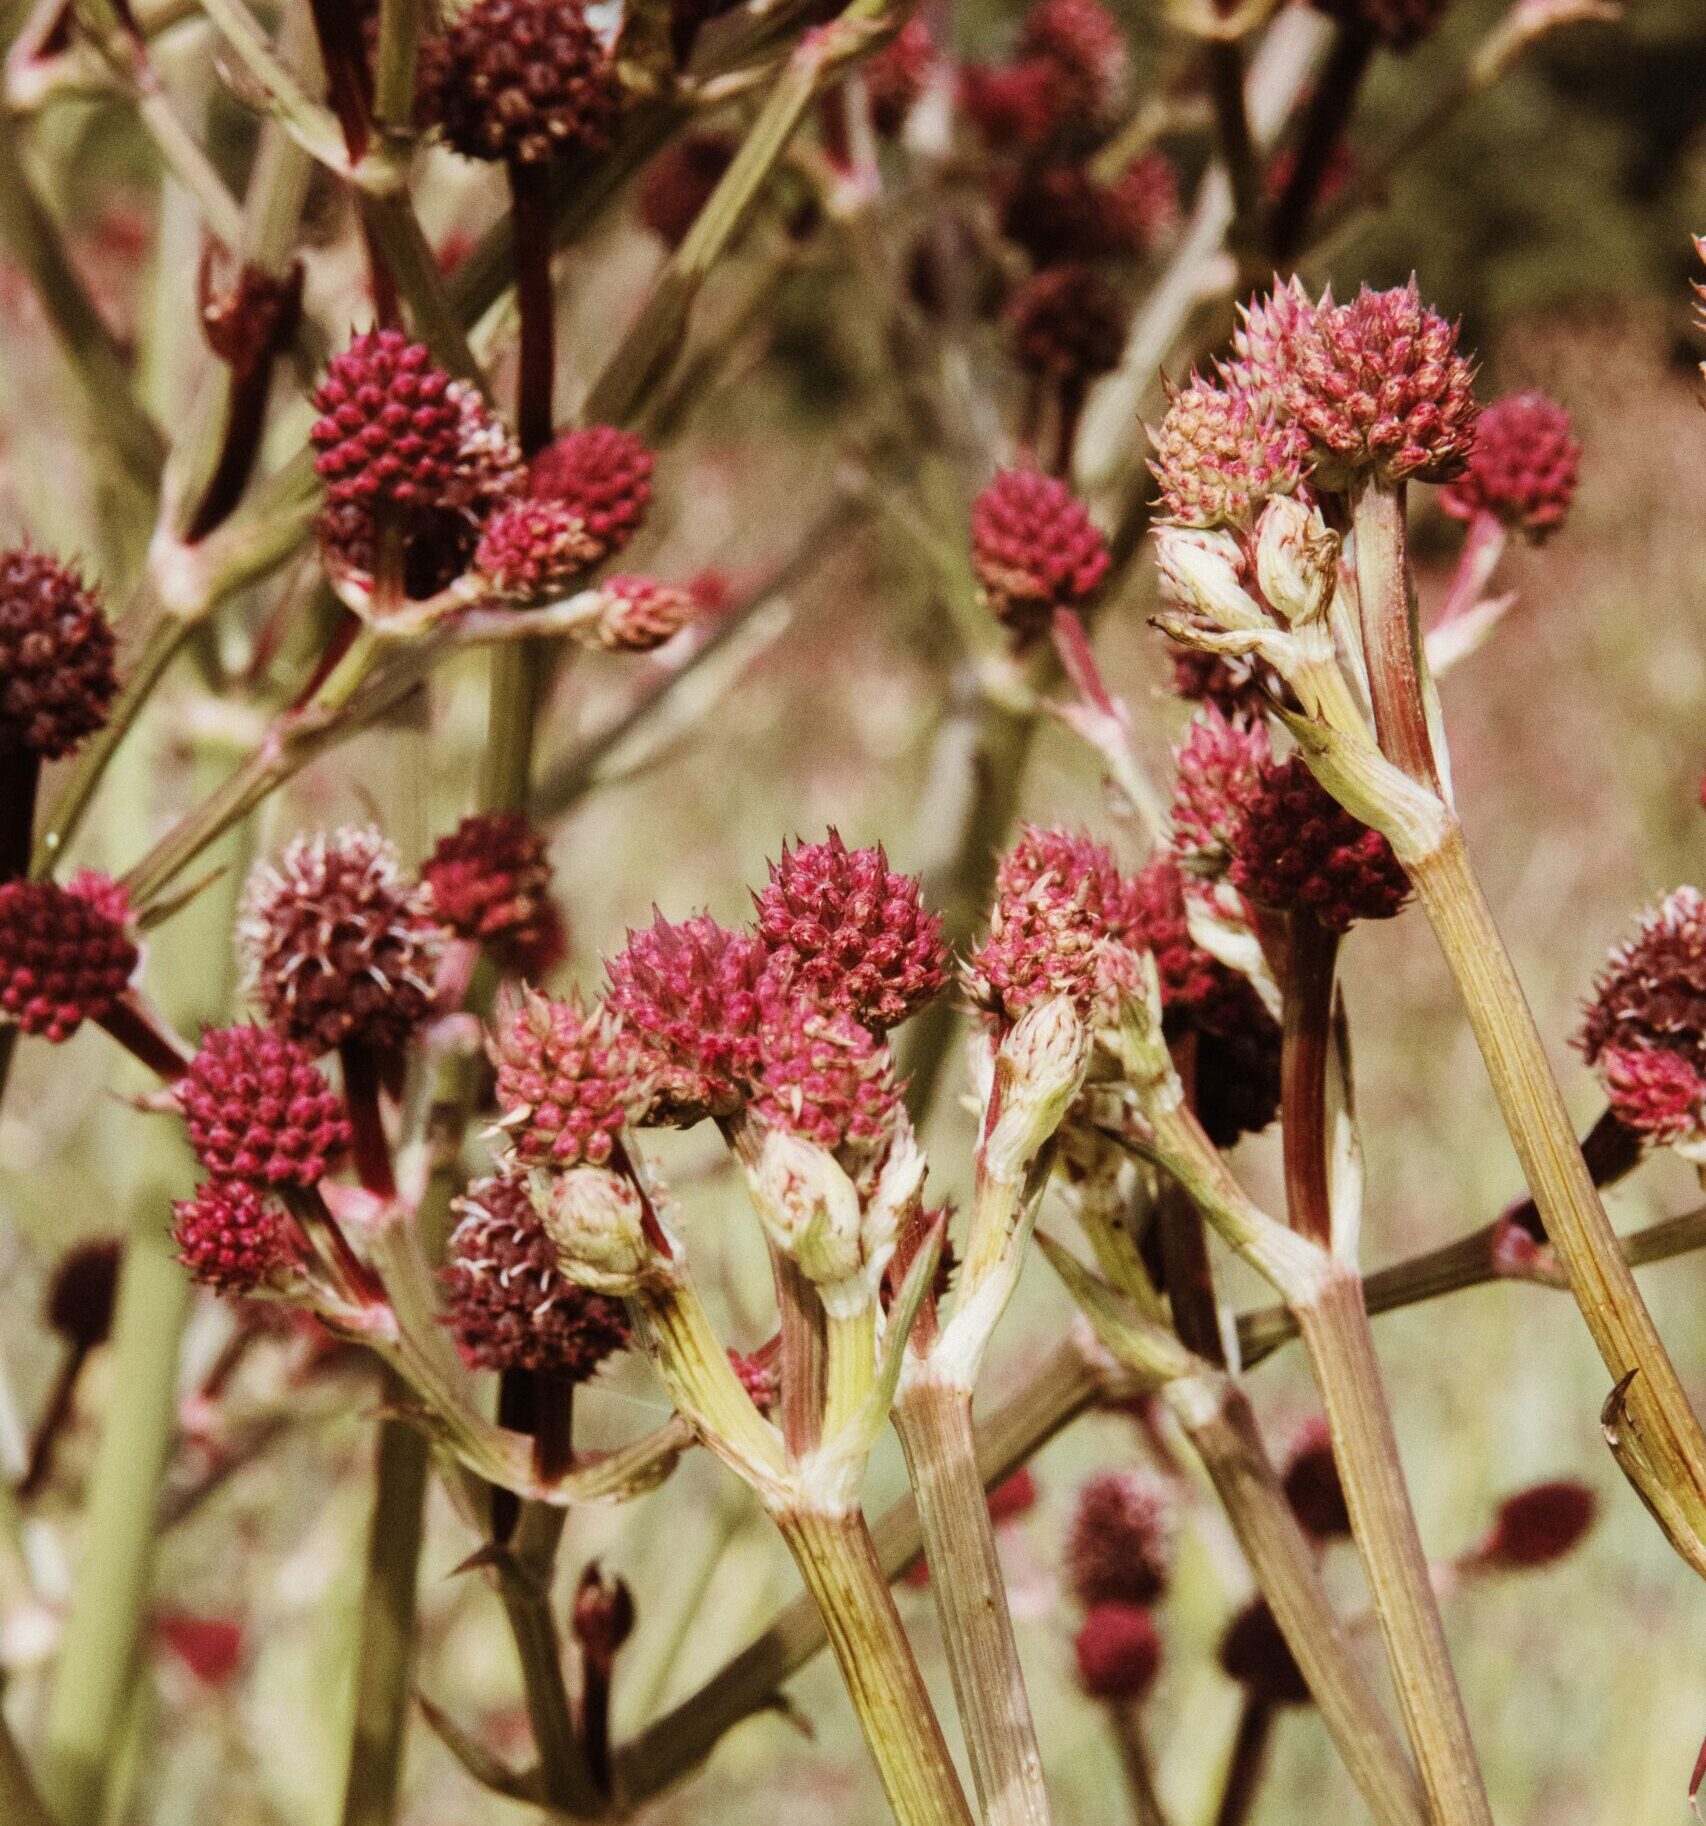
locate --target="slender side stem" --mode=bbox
[773,1506,976,1826]
[1212,1697,1274,1826]
[1292,1268,1492,1826]
[0,750,38,881]
[0,1710,54,1826]
[1206,39,1260,233]
[1109,1704,1170,1826]
[509,159,556,458]
[1350,483,1440,794]
[338,1388,430,1826]
[1269,23,1374,261]
[1280,912,1340,1247]
[894,1376,1052,1826]
[37,1210,192,1826]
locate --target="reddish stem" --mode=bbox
[509,160,556,458]
[339,1040,397,1200]
[97,991,193,1080]
[1269,22,1374,261]
[1434,510,1506,628]
[1280,911,1340,1248]
[0,748,40,882]
[1352,481,1441,793]
[1213,1695,1276,1826]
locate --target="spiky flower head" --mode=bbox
[239,827,443,1054]
[429,0,618,166]
[1310,0,1452,49]
[1219,1598,1311,1706]
[1227,756,1410,932]
[1578,888,1706,1078]
[1281,278,1480,486]
[1074,1602,1161,1701]
[528,426,654,559]
[1472,1479,1597,1570]
[1224,276,1317,403]
[605,912,770,1121]
[420,811,564,973]
[1015,0,1128,124]
[0,546,117,759]
[1067,1469,1175,1608]
[178,1025,351,1188]
[1439,390,1580,542]
[1597,1043,1706,1145]
[442,1173,630,1375]
[0,875,137,1040]
[970,468,1109,636]
[172,1181,298,1295]
[1281,1417,1351,1540]
[476,496,602,602]
[588,575,698,651]
[490,986,653,1168]
[752,1001,901,1166]
[754,830,947,1031]
[1170,708,1272,873]
[1150,374,1308,530]
[1004,263,1125,387]
[638,134,735,248]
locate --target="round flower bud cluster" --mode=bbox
[970,468,1109,637]
[178,1025,351,1187]
[528,426,654,558]
[441,1173,630,1377]
[0,875,137,1041]
[997,155,1176,268]
[1171,649,1281,720]
[1219,1598,1311,1706]
[1074,1601,1161,1701]
[1281,1417,1352,1541]
[0,546,117,760]
[1223,276,1318,404]
[490,986,654,1168]
[1067,1469,1175,1608]
[539,1164,664,1294]
[588,575,699,652]
[1440,390,1580,542]
[1596,1044,1706,1145]
[754,830,947,1031]
[1014,0,1128,125]
[46,1238,121,1350]
[1227,756,1411,932]
[1469,1479,1596,1571]
[475,498,602,601]
[427,0,618,167]
[172,1181,298,1295]
[1150,373,1308,530]
[749,1002,902,1164]
[420,811,565,975]
[239,827,443,1055]
[1004,263,1125,389]
[1170,709,1273,874]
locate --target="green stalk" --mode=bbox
[773,1506,975,1826]
[36,1205,191,1826]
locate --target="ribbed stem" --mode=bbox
[1351,482,1440,794]
[1293,1268,1491,1826]
[894,1377,1052,1826]
[774,1506,976,1826]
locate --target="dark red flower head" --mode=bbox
[970,468,1109,636]
[1015,0,1127,124]
[1473,1479,1597,1570]
[957,60,1070,153]
[179,1025,351,1187]
[1004,263,1125,387]
[442,1173,631,1376]
[239,827,444,1054]
[1227,756,1410,932]
[605,912,770,1121]
[754,830,946,1031]
[1075,1601,1161,1701]
[865,18,934,136]
[752,1002,901,1163]
[1281,1417,1351,1540]
[1579,888,1706,1078]
[490,985,654,1167]
[528,425,654,559]
[172,1180,299,1295]
[1219,1597,1311,1706]
[421,811,564,972]
[311,330,466,511]
[638,134,736,248]
[0,875,137,1040]
[0,546,117,760]
[1171,649,1280,720]
[46,1238,122,1349]
[1067,1469,1175,1608]
[428,0,618,165]
[1440,390,1580,542]
[1309,0,1452,50]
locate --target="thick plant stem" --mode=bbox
[894,1376,1052,1826]
[774,1506,976,1826]
[1293,1268,1492,1826]
[1350,483,1440,794]
[37,1208,192,1826]
[338,1393,431,1826]
[1280,913,1340,1246]
[1408,825,1706,1569]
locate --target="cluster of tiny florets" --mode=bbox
[428,0,618,166]
[751,1004,901,1159]
[528,426,654,557]
[420,812,564,974]
[998,156,1174,267]
[1074,1601,1162,1701]
[310,331,467,510]
[1170,709,1273,872]
[754,831,948,1031]
[442,1174,630,1376]
[590,575,699,651]
[1015,0,1128,124]
[476,496,601,601]
[1004,264,1125,387]
[1440,390,1580,541]
[0,546,118,759]
[178,1026,351,1187]
[239,828,443,1054]
[172,1181,298,1295]
[1126,856,1231,1015]
[970,469,1109,635]
[1067,1469,1175,1608]
[1596,1044,1706,1144]
[1227,756,1410,932]
[1224,276,1318,403]
[490,986,653,1167]
[0,875,136,1040]
[1579,888,1706,1075]
[1171,648,1281,720]
[1150,373,1308,529]
[1279,278,1480,485]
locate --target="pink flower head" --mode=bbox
[1074,1602,1161,1701]
[421,811,565,973]
[0,875,137,1041]
[754,829,947,1031]
[528,425,654,559]
[476,496,602,601]
[1170,708,1272,872]
[590,575,699,651]
[1597,1043,1706,1145]
[490,985,653,1168]
[1149,372,1308,530]
[442,1173,630,1376]
[752,1001,902,1164]
[957,60,1070,153]
[970,468,1109,636]
[311,330,465,511]
[1224,275,1318,403]
[1067,1469,1175,1608]
[1440,390,1580,542]
[172,1180,298,1295]
[179,1025,351,1187]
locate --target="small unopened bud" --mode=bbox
[859,1116,927,1289]
[1102,949,1174,1097]
[540,1167,663,1294]
[571,1562,636,1666]
[1254,496,1338,624]
[984,995,1090,1185]
[1470,1480,1597,1571]
[1154,526,1264,633]
[749,1129,865,1296]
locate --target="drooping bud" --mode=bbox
[1253,495,1339,624]
[1153,524,1265,633]
[983,995,1091,1186]
[749,1128,866,1289]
